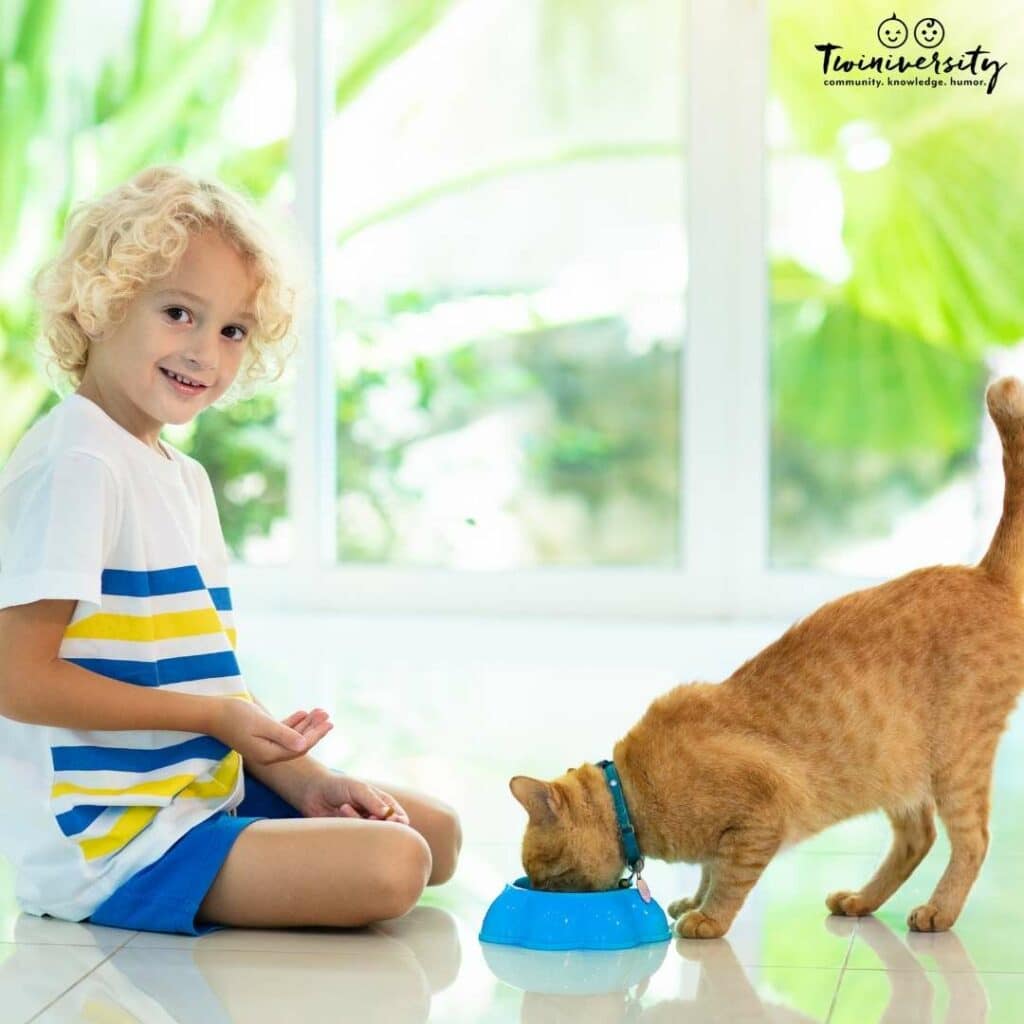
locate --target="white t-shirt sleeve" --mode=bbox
[0,450,121,612]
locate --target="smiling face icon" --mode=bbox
[877,13,909,48]
[913,17,945,47]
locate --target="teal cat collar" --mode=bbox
[596,759,644,878]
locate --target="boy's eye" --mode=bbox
[164,306,247,342]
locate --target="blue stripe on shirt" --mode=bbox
[55,803,109,836]
[51,735,230,774]
[64,650,241,687]
[101,565,208,598]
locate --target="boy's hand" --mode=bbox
[298,771,410,825]
[211,698,333,768]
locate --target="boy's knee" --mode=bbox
[428,805,462,886]
[375,829,432,920]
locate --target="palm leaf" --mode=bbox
[773,296,986,454]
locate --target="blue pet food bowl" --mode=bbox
[478,876,672,951]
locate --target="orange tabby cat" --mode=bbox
[511,375,1024,939]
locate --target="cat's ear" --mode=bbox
[509,776,563,825]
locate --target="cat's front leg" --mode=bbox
[675,824,781,940]
[668,863,711,919]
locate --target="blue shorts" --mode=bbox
[87,769,302,936]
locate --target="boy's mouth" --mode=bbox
[159,366,209,395]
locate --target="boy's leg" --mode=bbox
[236,768,461,885]
[196,817,432,929]
[361,777,462,886]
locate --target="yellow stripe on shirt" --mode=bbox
[65,607,233,644]
[70,751,242,861]
[177,749,241,800]
[74,749,239,860]
[78,805,159,862]
[53,750,242,802]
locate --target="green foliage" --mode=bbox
[334,0,455,111]
[773,294,987,456]
[185,395,289,556]
[768,0,1023,563]
[335,297,680,564]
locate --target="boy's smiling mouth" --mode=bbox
[159,366,210,393]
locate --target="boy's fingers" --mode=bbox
[301,722,333,750]
[364,787,405,822]
[282,710,307,727]
[273,726,307,751]
[368,786,405,820]
[297,710,331,734]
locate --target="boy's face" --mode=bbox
[77,229,258,436]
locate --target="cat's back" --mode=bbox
[802,563,1017,639]
[730,564,1024,693]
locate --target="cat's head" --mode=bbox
[509,764,626,892]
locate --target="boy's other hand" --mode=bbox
[298,771,410,825]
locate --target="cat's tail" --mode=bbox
[979,376,1024,594]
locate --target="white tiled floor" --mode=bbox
[5,613,1023,1022]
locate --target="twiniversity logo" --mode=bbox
[816,13,1007,94]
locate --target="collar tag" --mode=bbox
[636,876,652,903]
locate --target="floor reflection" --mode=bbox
[839,916,990,1024]
[483,934,830,1023]
[24,907,460,1024]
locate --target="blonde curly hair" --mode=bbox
[31,164,309,406]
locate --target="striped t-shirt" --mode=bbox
[0,392,250,921]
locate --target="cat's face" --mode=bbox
[509,764,626,892]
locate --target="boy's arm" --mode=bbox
[0,601,304,743]
[242,691,333,811]
[0,601,221,734]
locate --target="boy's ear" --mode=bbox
[509,776,563,825]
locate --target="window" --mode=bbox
[7,1,1017,618]
[325,0,685,568]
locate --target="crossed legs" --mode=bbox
[197,781,461,929]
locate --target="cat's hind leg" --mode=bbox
[668,863,711,919]
[827,802,936,917]
[908,756,994,932]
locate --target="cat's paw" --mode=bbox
[674,909,726,939]
[667,896,701,919]
[826,890,877,917]
[907,903,955,932]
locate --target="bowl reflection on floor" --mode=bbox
[481,940,668,996]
